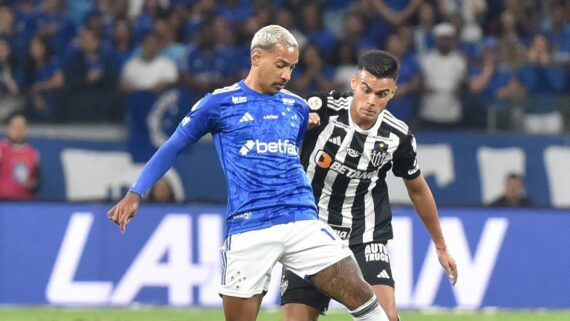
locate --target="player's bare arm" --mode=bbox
[404,175,458,285]
[107,191,142,234]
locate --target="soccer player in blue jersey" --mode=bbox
[108,25,390,321]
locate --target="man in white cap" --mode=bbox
[418,22,467,129]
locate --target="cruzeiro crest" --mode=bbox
[370,141,389,167]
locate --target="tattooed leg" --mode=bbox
[310,256,373,310]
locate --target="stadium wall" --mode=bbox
[0,203,568,309]
[27,131,570,207]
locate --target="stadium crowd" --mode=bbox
[0,0,569,133]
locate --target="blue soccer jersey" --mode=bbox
[131,80,317,235]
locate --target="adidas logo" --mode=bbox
[328,136,342,146]
[239,112,254,123]
[377,269,390,279]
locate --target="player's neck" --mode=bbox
[354,119,374,130]
[243,75,268,94]
[350,109,375,131]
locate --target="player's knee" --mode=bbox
[339,276,375,308]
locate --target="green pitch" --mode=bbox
[0,308,569,321]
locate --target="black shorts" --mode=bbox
[280,241,394,313]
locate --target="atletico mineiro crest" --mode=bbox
[370,141,389,167]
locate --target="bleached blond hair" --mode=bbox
[250,25,298,51]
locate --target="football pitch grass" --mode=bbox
[0,308,569,321]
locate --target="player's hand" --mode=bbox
[107,192,142,234]
[308,112,321,130]
[436,247,458,285]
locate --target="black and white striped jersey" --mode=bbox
[302,91,421,245]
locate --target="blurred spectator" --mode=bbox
[0,114,39,200]
[152,17,186,66]
[211,16,243,81]
[418,22,466,128]
[0,6,15,40]
[290,43,336,95]
[358,0,423,48]
[282,0,305,12]
[397,24,417,55]
[133,0,169,43]
[148,177,176,203]
[337,10,376,55]
[83,11,106,39]
[184,0,217,42]
[64,28,118,122]
[467,36,526,130]
[333,42,359,92]
[22,36,65,122]
[449,13,480,61]
[414,1,437,56]
[218,0,252,23]
[438,0,486,45]
[12,0,39,50]
[181,23,234,97]
[66,0,93,27]
[108,18,135,70]
[519,34,566,134]
[35,0,76,58]
[496,11,528,71]
[107,0,130,21]
[84,0,130,39]
[167,2,188,43]
[120,31,178,94]
[0,38,24,122]
[121,31,178,162]
[275,8,307,50]
[542,1,570,65]
[299,1,337,60]
[322,0,352,36]
[386,32,421,124]
[489,173,533,207]
[242,0,274,37]
[486,0,537,41]
[0,5,31,65]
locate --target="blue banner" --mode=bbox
[125,89,194,163]
[26,131,570,207]
[0,203,568,308]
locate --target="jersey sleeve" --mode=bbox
[296,100,310,147]
[392,133,421,180]
[129,94,220,197]
[305,91,330,119]
[305,90,351,129]
[129,130,190,197]
[176,94,220,144]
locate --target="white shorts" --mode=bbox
[219,219,352,298]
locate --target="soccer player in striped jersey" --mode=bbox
[281,50,458,321]
[108,26,390,321]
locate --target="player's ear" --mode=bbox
[391,85,398,99]
[350,74,357,91]
[251,48,263,67]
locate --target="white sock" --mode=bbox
[349,295,389,321]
